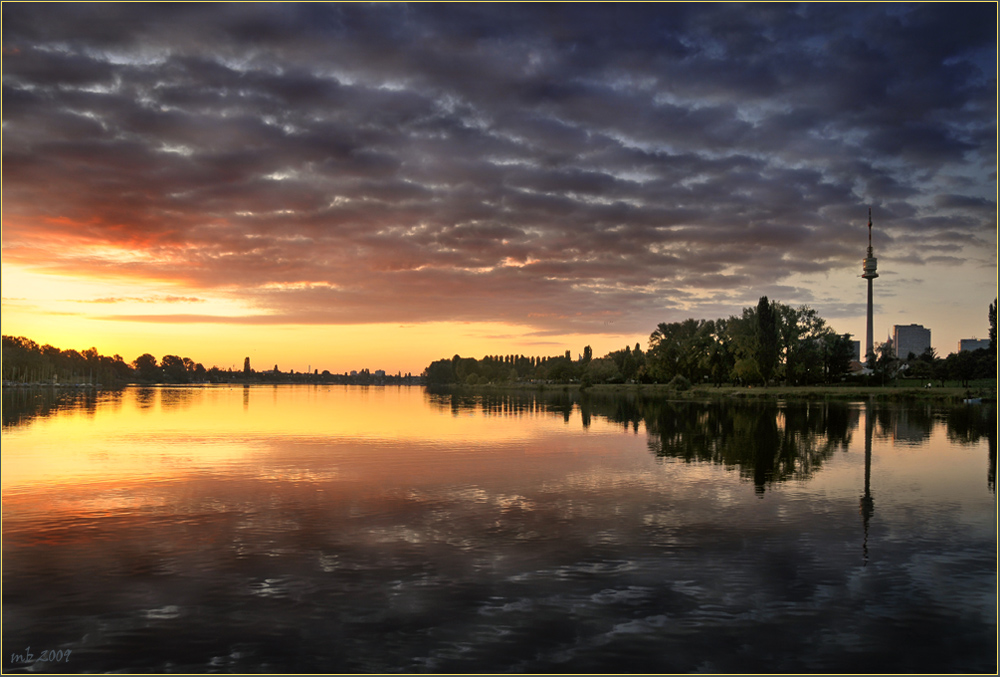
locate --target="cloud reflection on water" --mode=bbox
[1,387,996,672]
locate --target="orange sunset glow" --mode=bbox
[2,3,996,374]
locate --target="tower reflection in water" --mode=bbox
[860,402,875,566]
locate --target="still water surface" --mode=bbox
[2,386,996,673]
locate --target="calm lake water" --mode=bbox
[2,385,996,673]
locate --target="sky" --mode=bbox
[2,3,997,374]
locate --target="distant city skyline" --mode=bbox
[2,4,996,373]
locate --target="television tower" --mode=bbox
[861,208,879,364]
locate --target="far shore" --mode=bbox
[4,379,996,404]
[430,380,998,404]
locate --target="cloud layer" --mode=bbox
[2,4,996,335]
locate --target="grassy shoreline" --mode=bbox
[434,380,997,403]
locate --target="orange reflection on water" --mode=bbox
[3,387,660,577]
[1,385,639,497]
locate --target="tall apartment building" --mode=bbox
[958,338,990,352]
[893,324,931,359]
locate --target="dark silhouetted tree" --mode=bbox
[823,333,855,381]
[161,355,189,383]
[989,298,997,351]
[648,318,714,383]
[872,340,898,386]
[134,353,160,382]
[755,296,779,384]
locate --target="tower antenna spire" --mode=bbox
[868,207,873,252]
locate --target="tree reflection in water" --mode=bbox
[591,397,855,493]
[430,389,857,492]
[1,387,119,430]
[946,403,998,493]
[427,388,998,494]
[8,386,997,493]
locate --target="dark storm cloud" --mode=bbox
[2,3,995,334]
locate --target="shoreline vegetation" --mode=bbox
[1,335,418,389]
[428,381,998,404]
[3,379,994,405]
[3,295,996,404]
[421,298,997,403]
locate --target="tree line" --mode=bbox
[1,336,416,386]
[869,339,994,388]
[2,336,134,386]
[423,296,997,388]
[3,297,994,389]
[1,336,224,386]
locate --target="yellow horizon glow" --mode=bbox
[1,263,644,374]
